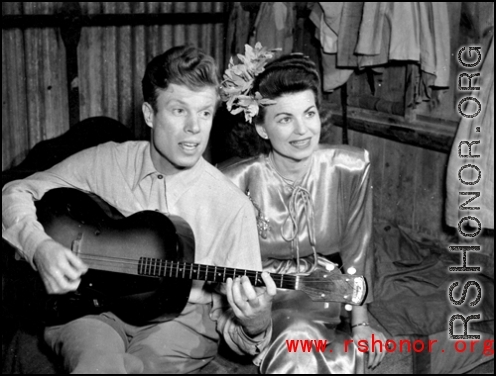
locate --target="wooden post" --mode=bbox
[58,2,82,127]
[340,81,349,144]
[404,64,416,123]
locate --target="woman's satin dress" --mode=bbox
[221,144,375,374]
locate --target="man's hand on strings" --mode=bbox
[226,271,277,337]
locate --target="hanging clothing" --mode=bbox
[309,3,353,91]
[310,2,451,96]
[249,2,295,57]
[225,2,253,61]
[445,37,494,233]
[355,2,450,102]
[315,2,343,54]
[335,2,365,68]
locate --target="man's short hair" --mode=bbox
[142,45,220,112]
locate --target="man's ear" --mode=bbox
[255,124,269,140]
[142,102,154,128]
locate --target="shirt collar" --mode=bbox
[132,142,157,191]
[132,142,207,194]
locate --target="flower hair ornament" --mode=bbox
[220,42,281,123]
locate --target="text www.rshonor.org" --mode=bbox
[285,336,494,355]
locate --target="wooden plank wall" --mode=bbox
[322,116,449,238]
[2,1,226,171]
[2,2,68,171]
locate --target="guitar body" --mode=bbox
[35,188,195,326]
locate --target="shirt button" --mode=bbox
[157,174,163,179]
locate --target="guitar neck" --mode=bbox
[81,255,364,305]
[137,257,297,290]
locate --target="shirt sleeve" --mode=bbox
[211,293,273,358]
[339,149,375,304]
[2,145,108,269]
[209,200,273,358]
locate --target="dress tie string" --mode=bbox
[281,185,318,274]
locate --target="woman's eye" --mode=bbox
[306,111,317,118]
[200,111,212,119]
[278,117,291,124]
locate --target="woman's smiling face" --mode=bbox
[256,90,321,163]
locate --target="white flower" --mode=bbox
[220,43,281,122]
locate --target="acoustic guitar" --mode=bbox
[34,188,367,326]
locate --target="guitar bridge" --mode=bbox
[71,232,83,256]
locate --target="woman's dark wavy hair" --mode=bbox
[225,53,321,158]
[142,45,219,112]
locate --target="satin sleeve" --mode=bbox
[338,149,375,304]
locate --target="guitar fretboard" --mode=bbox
[138,257,297,290]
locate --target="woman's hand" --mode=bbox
[225,271,277,336]
[353,324,388,369]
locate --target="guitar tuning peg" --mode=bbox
[347,267,356,275]
[325,264,335,271]
[345,304,352,311]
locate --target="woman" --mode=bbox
[219,44,387,373]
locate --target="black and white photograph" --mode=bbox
[2,2,494,374]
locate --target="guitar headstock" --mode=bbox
[296,269,367,305]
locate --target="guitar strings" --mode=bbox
[75,253,348,284]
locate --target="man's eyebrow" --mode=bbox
[167,98,188,105]
[167,99,215,110]
[199,103,216,110]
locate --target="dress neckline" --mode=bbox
[266,152,311,188]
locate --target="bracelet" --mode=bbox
[351,322,369,329]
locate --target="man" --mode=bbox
[2,45,276,373]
